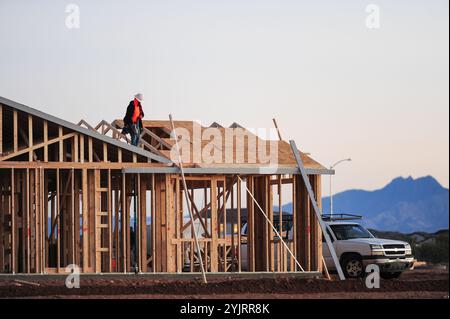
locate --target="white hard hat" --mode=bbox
[134,93,144,102]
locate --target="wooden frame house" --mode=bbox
[0,96,333,275]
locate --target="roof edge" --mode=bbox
[0,96,171,164]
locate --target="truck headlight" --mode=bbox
[370,244,384,256]
[405,244,412,254]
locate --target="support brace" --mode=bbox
[169,114,207,284]
[289,140,346,280]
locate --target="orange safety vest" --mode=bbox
[131,98,141,124]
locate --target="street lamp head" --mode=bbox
[331,158,352,169]
[329,157,352,216]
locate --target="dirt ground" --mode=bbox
[0,267,448,299]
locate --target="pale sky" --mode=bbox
[0,0,448,194]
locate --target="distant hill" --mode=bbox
[281,176,449,233]
[369,229,449,245]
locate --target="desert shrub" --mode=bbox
[414,233,449,264]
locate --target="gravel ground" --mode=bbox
[0,268,448,299]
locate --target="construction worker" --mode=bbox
[123,93,144,146]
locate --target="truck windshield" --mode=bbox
[329,224,373,240]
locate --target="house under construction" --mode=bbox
[0,96,333,276]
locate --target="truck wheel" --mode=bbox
[341,254,363,278]
[380,272,402,279]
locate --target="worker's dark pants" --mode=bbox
[131,124,140,146]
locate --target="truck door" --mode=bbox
[322,227,336,269]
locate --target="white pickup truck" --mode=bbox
[240,214,414,279]
[321,216,414,279]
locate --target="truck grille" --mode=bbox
[383,244,406,256]
[383,244,405,249]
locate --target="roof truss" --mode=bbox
[0,96,171,164]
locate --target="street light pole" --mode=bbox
[329,172,333,216]
[329,158,352,216]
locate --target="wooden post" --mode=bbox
[222,178,227,272]
[11,169,16,273]
[41,171,46,272]
[103,143,108,162]
[13,110,18,152]
[26,169,31,273]
[136,174,141,272]
[237,176,241,272]
[121,173,127,272]
[175,177,182,273]
[278,175,282,271]
[139,174,147,272]
[268,177,274,272]
[230,178,235,271]
[247,177,255,272]
[42,169,47,272]
[73,170,80,266]
[210,177,218,272]
[114,178,120,272]
[49,179,55,269]
[108,169,112,272]
[252,176,269,271]
[34,168,40,273]
[88,170,96,272]
[0,105,3,154]
[94,169,101,273]
[71,169,75,265]
[58,127,63,162]
[1,176,6,272]
[28,115,33,161]
[79,135,84,163]
[311,175,323,272]
[43,121,48,162]
[296,175,311,271]
[126,177,131,272]
[292,176,297,271]
[165,174,176,272]
[56,169,60,272]
[264,176,270,272]
[88,137,93,162]
[73,135,79,163]
[151,174,156,272]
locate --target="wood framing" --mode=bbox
[0,96,330,275]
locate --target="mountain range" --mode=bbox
[281,176,449,233]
